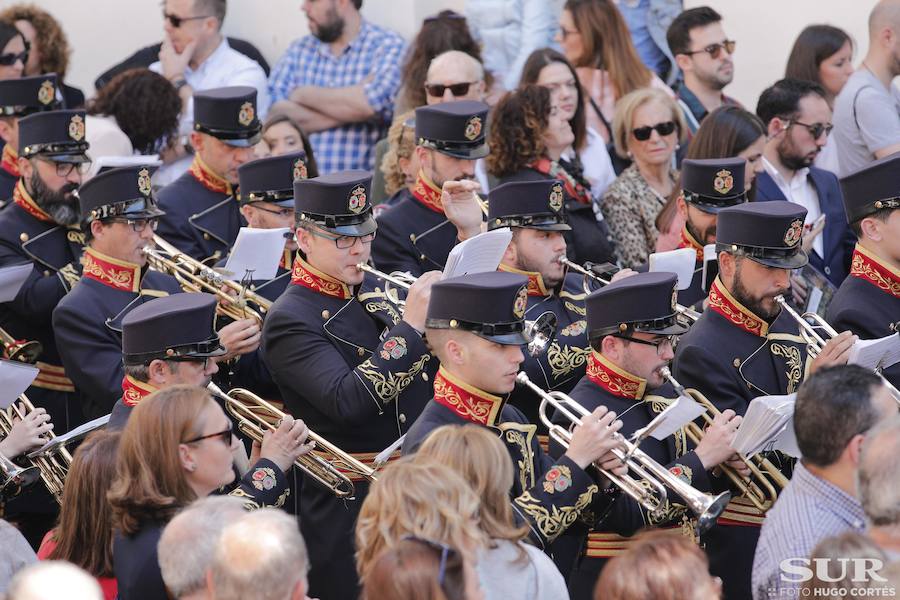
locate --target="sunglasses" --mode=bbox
[788,119,834,140]
[163,12,211,28]
[0,50,28,67]
[684,40,736,60]
[424,81,476,98]
[631,121,677,141]
[183,423,233,445]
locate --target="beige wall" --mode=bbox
[39,0,873,108]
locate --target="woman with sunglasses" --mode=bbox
[0,21,26,80]
[601,88,687,268]
[109,385,311,600]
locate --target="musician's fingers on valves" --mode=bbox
[565,406,623,471]
[256,414,315,473]
[809,329,857,372]
[694,408,742,470]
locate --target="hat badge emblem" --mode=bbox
[292,158,308,180]
[68,114,85,141]
[549,183,564,212]
[783,219,803,247]
[513,285,527,319]
[348,184,367,214]
[37,80,54,105]
[137,168,152,196]
[713,169,734,195]
[464,115,483,141]
[238,101,255,127]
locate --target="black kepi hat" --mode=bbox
[294,170,376,236]
[586,271,689,341]
[681,157,747,213]
[239,150,309,207]
[0,73,60,117]
[193,86,262,147]
[716,202,809,269]
[415,100,489,160]
[79,165,165,223]
[839,153,900,223]
[18,109,90,163]
[487,179,570,231]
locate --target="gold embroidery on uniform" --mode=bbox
[498,421,537,490]
[547,341,590,378]
[58,263,81,290]
[770,343,802,394]
[357,354,431,404]
[363,299,402,325]
[513,485,599,542]
[564,300,586,316]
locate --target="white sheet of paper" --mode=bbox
[646,394,706,441]
[0,360,39,409]
[649,248,697,290]
[28,414,111,458]
[732,393,797,457]
[442,228,513,279]
[223,227,291,282]
[849,334,900,372]
[772,420,801,458]
[806,285,824,315]
[0,263,35,303]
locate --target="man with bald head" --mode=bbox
[424,50,487,105]
[832,0,900,176]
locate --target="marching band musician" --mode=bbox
[562,271,745,600]
[156,86,260,264]
[827,155,900,388]
[371,100,488,276]
[672,202,856,600]
[0,74,60,202]
[402,271,628,562]
[262,171,439,600]
[52,165,181,419]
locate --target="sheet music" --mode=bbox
[731,393,797,457]
[442,228,512,279]
[0,263,35,303]
[0,360,39,409]
[28,414,111,458]
[849,334,900,372]
[223,227,291,281]
[649,248,697,290]
[646,394,706,441]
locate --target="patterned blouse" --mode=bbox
[601,164,678,269]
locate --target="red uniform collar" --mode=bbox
[13,179,53,223]
[411,170,443,215]
[188,155,233,196]
[586,350,647,400]
[433,367,505,427]
[1,144,19,178]
[678,226,705,263]
[290,255,352,300]
[82,247,142,293]
[707,276,769,337]
[850,244,900,299]
[498,263,550,297]
[121,375,158,407]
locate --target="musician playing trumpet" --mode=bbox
[563,271,746,600]
[262,171,439,600]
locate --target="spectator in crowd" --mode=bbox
[377,110,417,205]
[752,365,896,600]
[684,105,766,194]
[36,431,121,600]
[602,87,686,268]
[259,113,319,175]
[520,47,617,199]
[0,5,84,107]
[394,10,487,115]
[415,425,569,600]
[363,537,483,600]
[465,0,562,92]
[667,6,740,135]
[208,509,310,600]
[487,85,617,266]
[595,529,722,600]
[557,0,672,156]
[268,0,406,174]
[755,78,854,289]
[7,561,103,600]
[615,0,683,85]
[0,519,36,596]
[0,22,26,80]
[801,532,889,599]
[860,415,900,561]
[785,25,854,173]
[158,496,246,600]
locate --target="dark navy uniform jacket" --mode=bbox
[0,164,16,205]
[52,248,181,419]
[156,160,244,263]
[112,458,291,600]
[826,245,900,388]
[262,258,437,600]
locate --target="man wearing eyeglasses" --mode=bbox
[562,271,744,600]
[262,171,439,600]
[666,6,740,134]
[0,74,60,203]
[756,78,854,291]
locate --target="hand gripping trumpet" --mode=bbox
[517,372,730,535]
[659,367,788,512]
[208,382,377,499]
[774,296,900,405]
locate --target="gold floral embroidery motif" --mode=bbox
[499,422,537,490]
[851,252,900,298]
[647,396,687,457]
[564,300,586,316]
[363,300,402,325]
[513,485,598,543]
[433,371,498,424]
[770,343,802,394]
[82,253,137,291]
[708,285,765,336]
[547,342,590,378]
[58,263,81,290]
[357,354,431,404]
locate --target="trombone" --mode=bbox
[558,257,700,323]
[659,367,788,512]
[144,236,269,326]
[0,327,42,364]
[208,382,378,499]
[775,296,900,404]
[518,372,730,535]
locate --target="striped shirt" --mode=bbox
[268,21,406,174]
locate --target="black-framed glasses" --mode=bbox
[108,217,160,233]
[308,228,376,249]
[403,537,457,586]
[163,12,212,28]
[684,40,736,60]
[632,121,677,141]
[183,423,233,445]
[787,119,833,140]
[36,157,92,177]
[0,50,28,67]
[425,81,477,98]
[251,204,294,218]
[559,26,580,40]
[614,334,679,355]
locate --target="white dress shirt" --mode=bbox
[762,157,823,258]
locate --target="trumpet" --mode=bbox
[775,296,900,404]
[209,383,378,499]
[0,450,40,498]
[356,263,417,307]
[144,236,269,326]
[559,257,700,323]
[659,367,788,512]
[0,326,42,364]
[519,372,730,534]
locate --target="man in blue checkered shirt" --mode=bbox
[268,0,406,175]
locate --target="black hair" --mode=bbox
[756,78,828,126]
[666,6,723,56]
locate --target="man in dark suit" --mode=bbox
[755,78,855,288]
